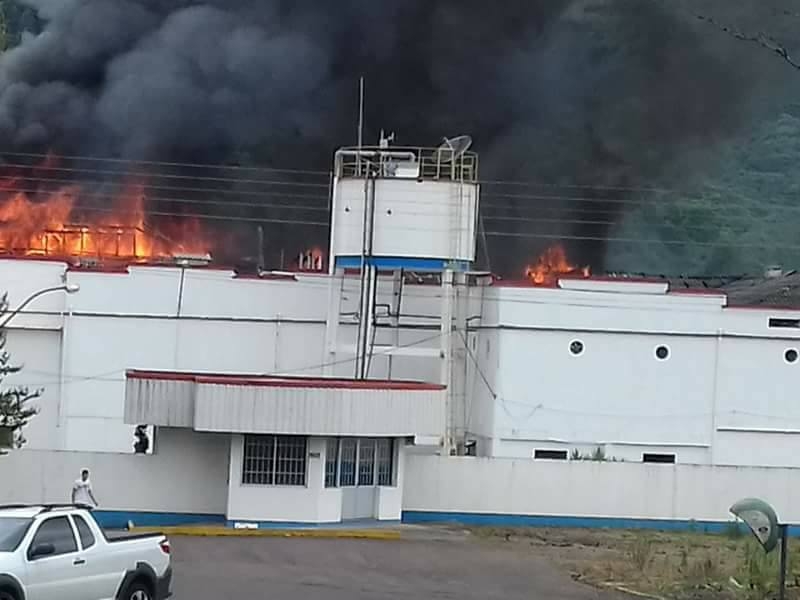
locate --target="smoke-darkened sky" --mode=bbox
[0,0,790,272]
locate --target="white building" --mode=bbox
[3,140,800,527]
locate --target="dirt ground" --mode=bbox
[465,526,800,599]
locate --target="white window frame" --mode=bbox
[327,437,395,488]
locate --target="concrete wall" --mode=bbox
[0,428,229,516]
[4,329,63,450]
[403,454,800,527]
[226,435,342,524]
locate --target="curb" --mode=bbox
[130,525,403,540]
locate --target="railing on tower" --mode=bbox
[334,146,478,183]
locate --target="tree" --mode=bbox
[0,1,8,52]
[0,293,40,452]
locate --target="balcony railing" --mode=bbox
[334,146,478,183]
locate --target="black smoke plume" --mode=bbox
[0,0,774,273]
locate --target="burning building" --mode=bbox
[2,138,800,531]
[0,153,330,270]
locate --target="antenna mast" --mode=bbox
[357,77,365,171]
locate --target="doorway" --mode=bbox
[326,437,394,520]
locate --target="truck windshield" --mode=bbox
[0,517,32,552]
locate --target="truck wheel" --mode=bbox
[0,591,17,600]
[123,581,152,600]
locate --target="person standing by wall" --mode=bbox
[71,468,98,508]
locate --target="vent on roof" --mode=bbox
[769,318,800,329]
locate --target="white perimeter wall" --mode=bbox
[403,455,800,525]
[0,428,229,516]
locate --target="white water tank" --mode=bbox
[329,142,479,272]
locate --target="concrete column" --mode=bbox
[323,268,344,376]
[440,269,454,455]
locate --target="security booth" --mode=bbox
[124,370,445,525]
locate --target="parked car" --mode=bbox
[0,504,171,600]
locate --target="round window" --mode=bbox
[569,340,584,356]
[655,345,670,360]
[785,348,798,364]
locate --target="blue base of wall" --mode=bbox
[91,510,399,530]
[401,511,800,537]
[95,509,800,538]
[93,510,225,530]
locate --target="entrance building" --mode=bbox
[124,370,445,525]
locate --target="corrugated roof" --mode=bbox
[125,369,445,391]
[604,272,800,308]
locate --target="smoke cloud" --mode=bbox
[0,0,778,272]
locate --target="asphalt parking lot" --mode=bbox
[170,534,625,599]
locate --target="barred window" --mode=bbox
[242,435,307,486]
[325,438,340,488]
[358,439,376,486]
[377,438,394,486]
[340,438,357,487]
[242,435,275,485]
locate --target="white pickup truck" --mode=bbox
[0,504,172,600]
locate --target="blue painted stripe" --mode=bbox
[334,256,470,271]
[91,510,397,531]
[93,510,225,529]
[402,511,800,537]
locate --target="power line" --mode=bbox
[0,172,330,191]
[11,331,450,386]
[2,169,785,214]
[480,214,780,234]
[1,156,794,213]
[0,150,331,177]
[480,179,675,194]
[481,230,800,251]
[0,184,330,212]
[0,148,758,198]
[0,204,331,227]
[2,194,797,249]
[0,161,330,186]
[481,190,765,210]
[1,180,793,222]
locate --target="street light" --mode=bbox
[731,498,789,600]
[0,283,80,329]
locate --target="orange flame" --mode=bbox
[296,246,326,272]
[0,175,211,263]
[525,245,590,286]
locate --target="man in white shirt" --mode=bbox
[71,468,98,508]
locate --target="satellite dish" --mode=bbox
[437,135,473,163]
